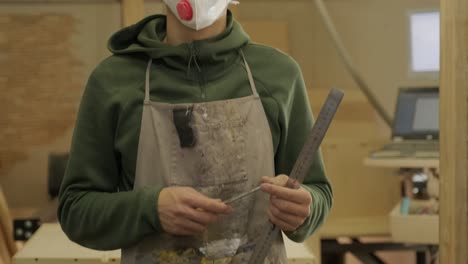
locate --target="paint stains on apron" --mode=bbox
[121,50,287,264]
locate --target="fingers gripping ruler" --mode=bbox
[248,88,344,264]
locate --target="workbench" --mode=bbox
[364,156,439,169]
[13,223,316,264]
[360,152,440,263]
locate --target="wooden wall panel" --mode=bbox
[234,8,400,264]
[121,0,144,27]
[439,0,468,262]
[239,20,289,53]
[233,15,400,263]
[0,13,83,206]
[318,139,400,237]
[309,89,390,140]
[0,3,120,208]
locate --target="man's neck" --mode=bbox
[166,8,227,46]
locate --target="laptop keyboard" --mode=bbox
[382,141,439,152]
[371,141,439,159]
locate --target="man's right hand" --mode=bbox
[158,187,233,236]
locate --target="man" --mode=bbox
[58,0,332,263]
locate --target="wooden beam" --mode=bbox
[121,0,144,27]
[439,0,468,262]
[0,0,117,2]
[0,187,16,261]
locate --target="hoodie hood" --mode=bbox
[108,10,250,80]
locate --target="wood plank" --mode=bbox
[0,225,12,264]
[121,0,144,27]
[439,0,468,262]
[283,236,316,263]
[0,187,16,262]
[364,157,439,169]
[319,216,390,238]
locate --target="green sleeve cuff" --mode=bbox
[285,184,324,242]
[141,185,164,232]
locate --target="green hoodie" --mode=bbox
[58,11,332,251]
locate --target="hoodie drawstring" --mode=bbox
[187,44,202,77]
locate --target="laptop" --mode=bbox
[370,87,439,159]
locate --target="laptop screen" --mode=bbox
[392,87,439,139]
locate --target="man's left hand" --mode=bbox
[260,175,312,232]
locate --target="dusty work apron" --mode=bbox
[121,50,287,264]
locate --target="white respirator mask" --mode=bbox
[164,0,239,31]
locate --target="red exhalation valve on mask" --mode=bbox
[176,0,193,21]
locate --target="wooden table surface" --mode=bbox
[14,223,316,264]
[364,157,439,168]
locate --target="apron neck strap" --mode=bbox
[239,50,260,98]
[145,58,153,103]
[145,52,259,102]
